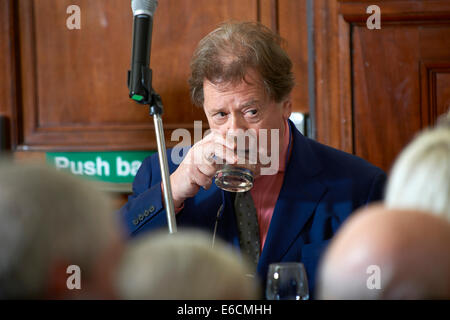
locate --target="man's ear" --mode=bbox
[281,97,292,120]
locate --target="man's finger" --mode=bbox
[192,167,213,189]
[212,142,238,165]
[197,162,218,178]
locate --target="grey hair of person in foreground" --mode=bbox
[116,229,261,300]
[0,160,123,299]
[384,110,450,220]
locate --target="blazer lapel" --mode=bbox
[257,124,327,274]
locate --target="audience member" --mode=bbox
[317,205,450,299]
[385,111,450,219]
[116,229,261,299]
[0,161,124,299]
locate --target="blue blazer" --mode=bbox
[118,120,386,298]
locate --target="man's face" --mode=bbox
[202,69,291,170]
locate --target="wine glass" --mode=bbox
[266,262,309,300]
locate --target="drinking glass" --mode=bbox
[266,262,309,300]
[214,164,254,192]
[214,134,257,192]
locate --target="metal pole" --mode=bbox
[153,113,177,233]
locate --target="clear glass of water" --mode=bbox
[266,262,309,300]
[214,164,254,192]
[214,130,259,193]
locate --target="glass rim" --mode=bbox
[268,262,306,269]
[215,165,254,176]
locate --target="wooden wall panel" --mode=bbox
[352,19,450,172]
[15,0,260,151]
[314,0,353,152]
[259,0,278,31]
[0,0,11,117]
[315,0,450,172]
[421,62,450,124]
[257,0,310,114]
[436,73,450,115]
[3,0,311,156]
[0,0,16,149]
[352,25,424,171]
[279,0,309,114]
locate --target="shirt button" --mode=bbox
[138,214,144,221]
[144,209,150,217]
[149,205,155,213]
[132,219,139,226]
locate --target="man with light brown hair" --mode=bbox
[119,21,385,298]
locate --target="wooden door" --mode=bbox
[315,0,450,172]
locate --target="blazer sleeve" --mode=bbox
[117,155,169,237]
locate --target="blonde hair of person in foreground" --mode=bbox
[317,205,450,299]
[116,229,261,299]
[385,110,450,220]
[0,160,124,299]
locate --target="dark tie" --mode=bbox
[234,191,261,271]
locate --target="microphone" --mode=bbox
[127,0,176,233]
[128,0,158,104]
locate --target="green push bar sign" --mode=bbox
[46,151,155,184]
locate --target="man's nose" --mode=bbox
[228,114,247,133]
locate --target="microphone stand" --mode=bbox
[129,66,177,234]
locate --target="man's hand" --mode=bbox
[169,130,238,209]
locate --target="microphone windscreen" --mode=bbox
[131,0,158,16]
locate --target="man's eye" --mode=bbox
[217,112,227,117]
[246,109,258,116]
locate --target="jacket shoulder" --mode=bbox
[306,138,385,179]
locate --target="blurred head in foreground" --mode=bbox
[116,229,261,299]
[317,205,450,299]
[0,161,124,299]
[385,111,450,220]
